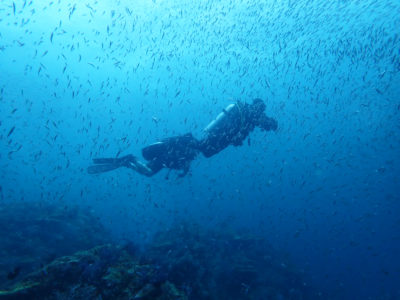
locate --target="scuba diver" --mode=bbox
[87,98,277,178]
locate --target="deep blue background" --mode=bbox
[1,0,399,298]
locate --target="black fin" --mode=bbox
[87,163,121,174]
[92,158,118,164]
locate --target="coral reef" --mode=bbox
[0,203,313,299]
[0,201,110,289]
[144,224,310,299]
[0,245,186,300]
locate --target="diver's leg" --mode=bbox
[88,154,161,177]
[125,158,158,177]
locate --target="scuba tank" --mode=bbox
[200,102,245,157]
[204,102,244,135]
[204,103,237,133]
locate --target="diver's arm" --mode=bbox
[257,114,278,131]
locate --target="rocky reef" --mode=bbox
[0,201,110,289]
[0,244,186,300]
[0,203,314,299]
[144,224,310,299]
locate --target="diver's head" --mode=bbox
[248,98,277,131]
[251,98,266,117]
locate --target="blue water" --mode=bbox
[1,0,399,298]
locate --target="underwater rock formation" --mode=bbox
[0,201,110,289]
[0,213,313,299]
[0,245,186,300]
[145,223,311,299]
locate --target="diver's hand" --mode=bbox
[177,163,190,178]
[259,115,278,131]
[178,171,187,178]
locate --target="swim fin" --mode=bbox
[87,163,121,174]
[92,158,119,164]
[87,155,136,174]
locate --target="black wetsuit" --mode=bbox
[142,133,199,176]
